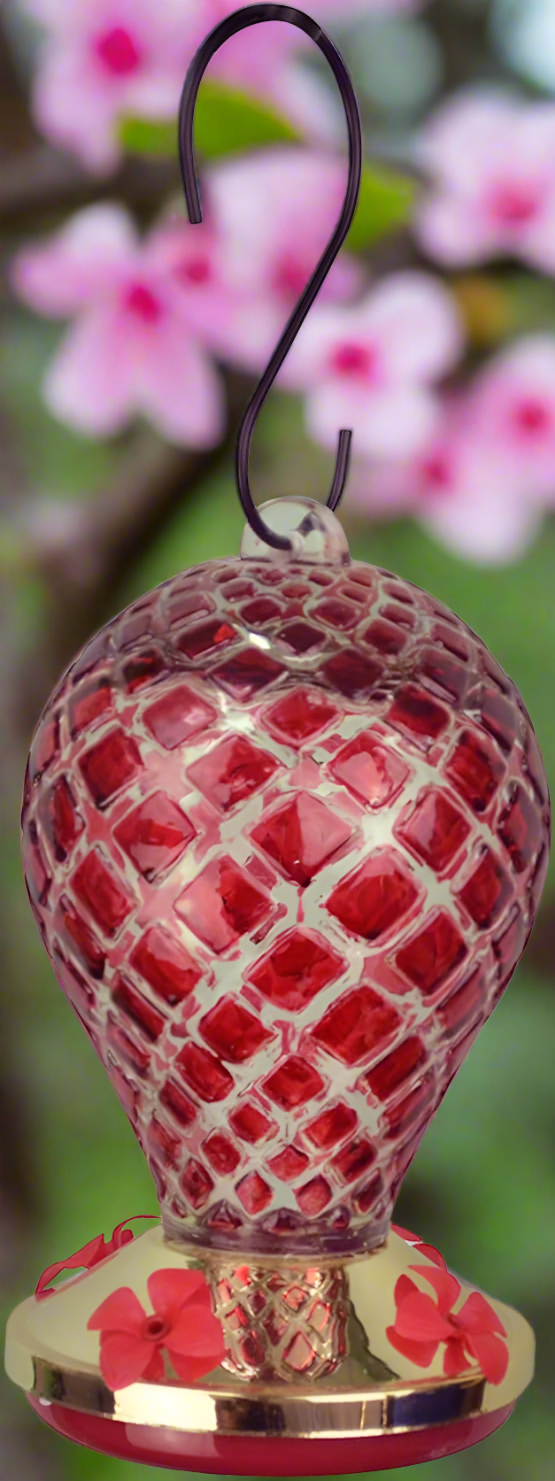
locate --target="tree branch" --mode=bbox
[0,144,179,231]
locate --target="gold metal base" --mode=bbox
[5,1225,534,1444]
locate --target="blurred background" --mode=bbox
[2,0,555,1479]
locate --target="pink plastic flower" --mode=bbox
[350,398,542,564]
[87,1267,226,1389]
[22,0,192,173]
[387,1264,508,1384]
[207,149,363,371]
[417,92,555,272]
[391,1224,446,1269]
[36,1216,156,1299]
[11,204,227,445]
[288,272,463,461]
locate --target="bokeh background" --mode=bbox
[2,1,555,1479]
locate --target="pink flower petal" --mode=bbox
[167,1347,225,1384]
[44,306,137,436]
[286,307,348,388]
[134,324,224,447]
[443,1336,471,1377]
[423,477,541,564]
[11,205,136,316]
[218,300,292,376]
[143,1345,166,1383]
[416,1244,447,1271]
[150,220,233,353]
[147,1268,207,1325]
[37,1234,106,1296]
[110,1215,157,1252]
[88,1286,146,1335]
[416,193,501,267]
[28,0,192,171]
[166,1302,226,1361]
[99,1331,154,1390]
[457,1291,507,1338]
[394,1291,453,1344]
[32,41,123,173]
[361,273,463,381]
[386,1327,440,1367]
[394,1274,419,1306]
[209,150,362,305]
[420,93,515,194]
[473,337,555,492]
[308,381,440,461]
[418,92,555,271]
[466,1331,509,1386]
[521,196,555,276]
[409,1264,461,1316]
[268,59,342,145]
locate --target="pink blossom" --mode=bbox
[190,3,419,140]
[471,336,555,502]
[288,272,463,461]
[349,396,542,564]
[187,3,339,145]
[11,204,227,445]
[22,0,415,171]
[22,0,192,173]
[416,92,555,272]
[207,149,363,371]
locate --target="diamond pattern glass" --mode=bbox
[21,545,549,1256]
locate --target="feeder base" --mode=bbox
[28,1394,515,1472]
[6,1225,533,1474]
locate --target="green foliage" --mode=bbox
[0,314,120,499]
[119,80,299,159]
[120,82,415,251]
[346,161,416,251]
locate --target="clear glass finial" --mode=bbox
[240,498,351,566]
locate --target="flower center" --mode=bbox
[144,1314,169,1342]
[513,397,552,435]
[273,255,309,301]
[177,255,213,286]
[125,282,162,323]
[419,451,453,497]
[95,26,142,76]
[489,181,540,226]
[331,342,377,380]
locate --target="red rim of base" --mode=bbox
[28,1395,515,1474]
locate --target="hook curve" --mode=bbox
[178,4,362,550]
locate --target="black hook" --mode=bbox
[178,4,362,551]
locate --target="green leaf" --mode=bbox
[347,161,417,251]
[120,80,299,159]
[120,87,415,250]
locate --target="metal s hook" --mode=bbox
[178,4,362,551]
